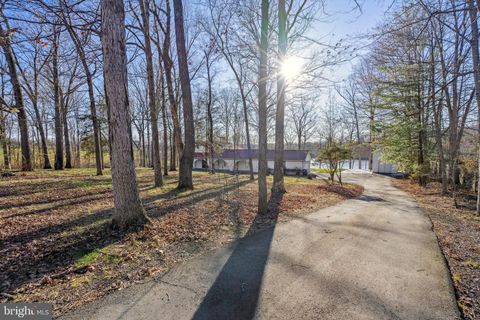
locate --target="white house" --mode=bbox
[193,149,311,175]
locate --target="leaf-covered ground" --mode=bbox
[0,168,362,317]
[394,179,480,320]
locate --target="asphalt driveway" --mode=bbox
[62,173,460,320]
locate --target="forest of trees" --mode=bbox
[335,0,480,213]
[2,0,480,226]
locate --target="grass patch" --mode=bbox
[71,219,110,234]
[74,250,100,269]
[70,275,93,289]
[311,168,343,174]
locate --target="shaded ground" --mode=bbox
[62,173,459,320]
[394,179,480,320]
[0,168,362,317]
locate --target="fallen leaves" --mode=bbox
[0,169,362,317]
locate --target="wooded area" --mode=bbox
[0,0,479,216]
[1,0,480,318]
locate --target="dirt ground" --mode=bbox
[0,168,362,317]
[394,179,480,320]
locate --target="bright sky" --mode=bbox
[311,0,392,84]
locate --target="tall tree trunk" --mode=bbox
[140,0,163,187]
[33,101,51,169]
[0,110,9,169]
[52,27,64,170]
[173,0,195,189]
[158,0,183,170]
[102,0,149,229]
[0,73,10,169]
[417,83,426,187]
[83,58,102,174]
[29,71,51,169]
[170,125,176,171]
[161,68,169,176]
[153,18,169,176]
[430,40,447,194]
[62,96,73,168]
[241,91,254,180]
[467,0,480,214]
[154,22,168,176]
[258,0,269,214]
[75,113,81,167]
[272,0,287,193]
[352,100,361,169]
[0,21,32,171]
[140,120,146,167]
[205,51,215,173]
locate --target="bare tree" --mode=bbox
[337,78,362,168]
[289,99,316,150]
[15,29,52,169]
[258,0,269,214]
[153,0,182,173]
[58,0,103,175]
[101,0,149,229]
[206,0,255,180]
[173,0,195,189]
[272,0,287,194]
[139,0,163,187]
[0,12,32,171]
[52,25,63,170]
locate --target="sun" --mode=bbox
[280,55,303,82]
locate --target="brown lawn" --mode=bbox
[0,168,362,316]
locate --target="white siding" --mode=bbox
[193,156,310,174]
[372,153,397,174]
[193,159,203,169]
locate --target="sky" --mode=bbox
[309,0,393,86]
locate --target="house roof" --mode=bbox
[194,149,310,161]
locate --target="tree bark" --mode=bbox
[258,0,269,214]
[429,39,447,194]
[102,0,149,229]
[33,100,51,169]
[205,50,215,173]
[173,0,195,189]
[140,0,163,187]
[161,68,169,176]
[0,21,32,171]
[0,72,10,169]
[0,109,9,169]
[153,19,169,176]
[272,0,287,194]
[52,27,64,170]
[62,94,73,168]
[242,90,254,180]
[156,0,183,171]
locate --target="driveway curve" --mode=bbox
[62,173,460,320]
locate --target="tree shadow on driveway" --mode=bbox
[192,192,284,320]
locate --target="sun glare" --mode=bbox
[280,55,303,82]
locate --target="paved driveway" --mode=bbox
[62,174,460,320]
